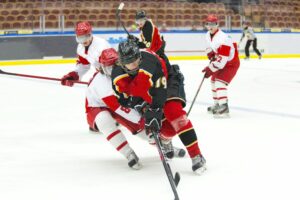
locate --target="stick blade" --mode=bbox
[174,172,180,187]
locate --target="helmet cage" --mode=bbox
[76,34,92,44]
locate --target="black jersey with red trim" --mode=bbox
[138,20,163,53]
[111,51,167,109]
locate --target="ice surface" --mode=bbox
[1,58,300,200]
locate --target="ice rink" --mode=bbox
[1,58,300,200]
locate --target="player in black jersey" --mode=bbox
[111,40,206,174]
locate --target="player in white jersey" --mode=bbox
[61,21,111,87]
[86,48,149,170]
[60,22,143,169]
[202,14,240,117]
[239,21,262,60]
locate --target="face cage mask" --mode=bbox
[76,34,92,44]
[135,18,146,26]
[97,64,113,76]
[205,22,218,29]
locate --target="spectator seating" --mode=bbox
[1,0,300,30]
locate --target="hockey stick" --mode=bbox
[187,75,205,116]
[152,131,180,200]
[116,2,130,36]
[0,69,88,85]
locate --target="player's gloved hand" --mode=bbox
[127,35,139,44]
[61,71,79,87]
[202,66,214,78]
[144,108,163,133]
[134,101,149,115]
[205,48,216,61]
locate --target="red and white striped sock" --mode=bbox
[215,80,228,105]
[211,81,218,105]
[95,111,132,158]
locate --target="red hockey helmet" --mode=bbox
[100,48,118,66]
[75,22,92,44]
[205,14,219,26]
[75,21,92,36]
[99,48,118,75]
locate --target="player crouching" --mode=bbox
[86,48,146,170]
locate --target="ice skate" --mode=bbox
[127,150,142,170]
[259,55,262,59]
[173,146,186,158]
[161,139,175,159]
[192,154,206,175]
[89,127,99,133]
[207,103,219,114]
[213,103,230,118]
[244,56,249,60]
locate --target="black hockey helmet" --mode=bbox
[118,40,141,65]
[135,10,147,20]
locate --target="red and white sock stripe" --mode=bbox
[211,81,218,104]
[106,129,131,158]
[215,81,228,105]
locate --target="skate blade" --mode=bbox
[193,165,207,175]
[130,162,143,170]
[213,113,230,119]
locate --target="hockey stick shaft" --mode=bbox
[187,75,205,116]
[116,2,130,36]
[0,69,88,85]
[152,131,180,200]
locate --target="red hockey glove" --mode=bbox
[61,71,79,87]
[205,48,216,61]
[207,51,216,61]
[202,66,214,78]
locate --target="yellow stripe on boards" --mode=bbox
[1,54,300,66]
[0,59,76,66]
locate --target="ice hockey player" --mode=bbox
[86,48,147,170]
[202,14,240,118]
[239,21,262,60]
[111,40,206,175]
[128,10,170,66]
[60,21,110,88]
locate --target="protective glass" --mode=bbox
[76,34,92,44]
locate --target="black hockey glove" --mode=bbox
[134,101,149,115]
[144,108,163,133]
[127,35,139,44]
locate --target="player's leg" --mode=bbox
[163,100,206,174]
[207,79,219,114]
[213,60,240,118]
[89,108,142,169]
[213,80,230,118]
[245,40,251,59]
[253,38,262,58]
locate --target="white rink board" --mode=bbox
[0,58,300,200]
[95,32,300,55]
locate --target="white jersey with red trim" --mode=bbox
[75,36,111,80]
[205,29,237,71]
[86,72,141,124]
